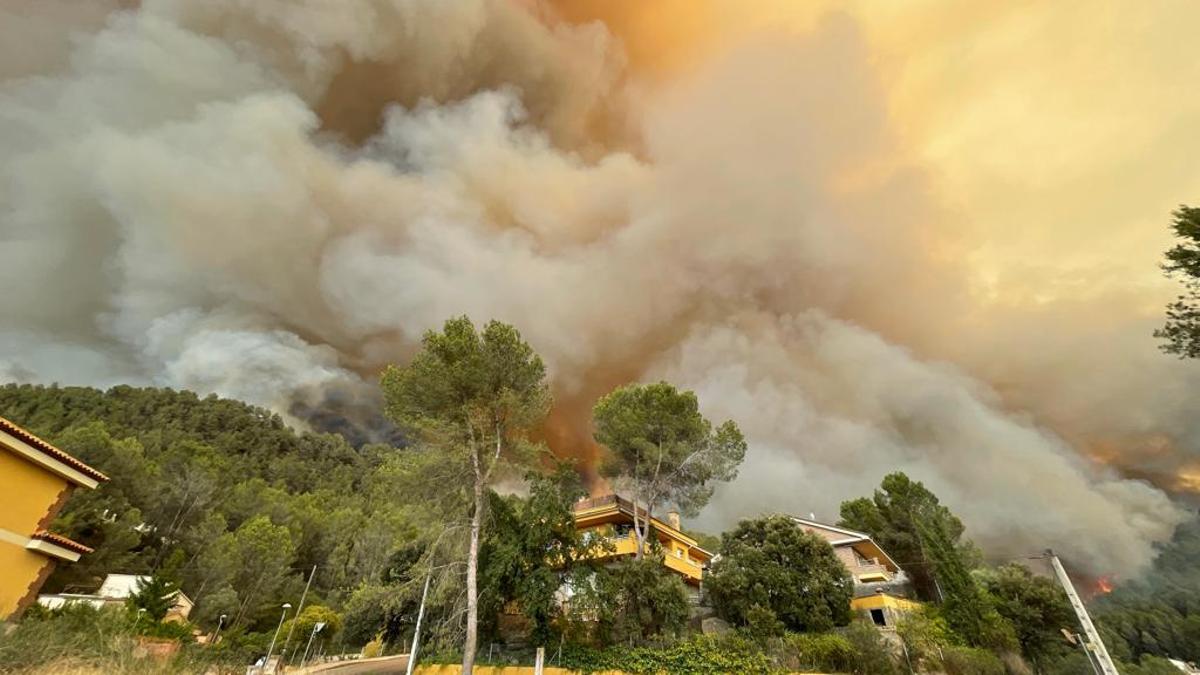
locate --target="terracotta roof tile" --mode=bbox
[31,530,95,555]
[0,416,108,483]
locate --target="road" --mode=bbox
[299,654,409,674]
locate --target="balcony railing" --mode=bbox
[854,562,893,582]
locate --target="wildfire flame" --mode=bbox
[1095,576,1115,595]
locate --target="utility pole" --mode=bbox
[1045,550,1119,675]
[265,603,292,673]
[404,571,433,675]
[284,565,317,664]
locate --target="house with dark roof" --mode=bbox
[0,416,107,619]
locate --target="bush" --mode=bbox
[940,645,1006,675]
[1121,656,1193,675]
[137,618,195,641]
[0,604,134,670]
[843,622,899,675]
[569,557,690,647]
[897,605,954,664]
[558,633,774,674]
[361,633,385,658]
[778,632,855,672]
[707,516,853,635]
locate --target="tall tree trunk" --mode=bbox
[462,476,483,673]
[632,493,647,560]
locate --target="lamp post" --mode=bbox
[212,613,228,646]
[265,603,292,672]
[301,622,326,668]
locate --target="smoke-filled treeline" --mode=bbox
[2,0,1199,579]
[0,383,415,633]
[1093,515,1200,662]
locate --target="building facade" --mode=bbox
[39,574,195,623]
[0,416,107,620]
[790,516,921,627]
[572,494,713,585]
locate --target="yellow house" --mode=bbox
[850,591,923,628]
[790,516,921,627]
[572,494,713,585]
[0,416,107,620]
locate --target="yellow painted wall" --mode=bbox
[414,666,832,675]
[0,541,52,618]
[0,447,69,534]
[851,594,922,612]
[415,666,627,675]
[578,527,704,582]
[0,445,71,619]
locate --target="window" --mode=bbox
[870,609,886,626]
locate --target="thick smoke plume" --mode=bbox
[2,0,1198,576]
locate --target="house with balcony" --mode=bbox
[790,516,920,628]
[0,416,107,620]
[572,494,713,586]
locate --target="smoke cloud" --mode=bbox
[2,0,1197,576]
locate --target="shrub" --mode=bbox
[843,622,899,675]
[361,633,385,658]
[779,632,855,672]
[569,558,690,647]
[137,618,195,641]
[0,603,220,673]
[940,645,1006,675]
[897,605,954,664]
[742,604,786,643]
[707,516,853,634]
[559,633,774,674]
[0,604,133,670]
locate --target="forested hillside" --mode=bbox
[0,383,419,633]
[1095,516,1200,662]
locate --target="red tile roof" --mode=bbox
[30,530,95,555]
[0,416,109,483]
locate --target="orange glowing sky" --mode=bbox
[555,0,1200,313]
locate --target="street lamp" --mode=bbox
[212,613,228,646]
[265,603,292,672]
[301,621,326,668]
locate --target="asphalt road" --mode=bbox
[303,654,410,674]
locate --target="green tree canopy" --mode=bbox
[479,465,594,645]
[840,473,1013,649]
[1156,205,1200,357]
[0,383,416,637]
[978,563,1074,666]
[838,472,969,601]
[571,557,691,646]
[283,605,343,645]
[381,316,551,673]
[706,515,853,635]
[593,381,746,558]
[127,575,180,623]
